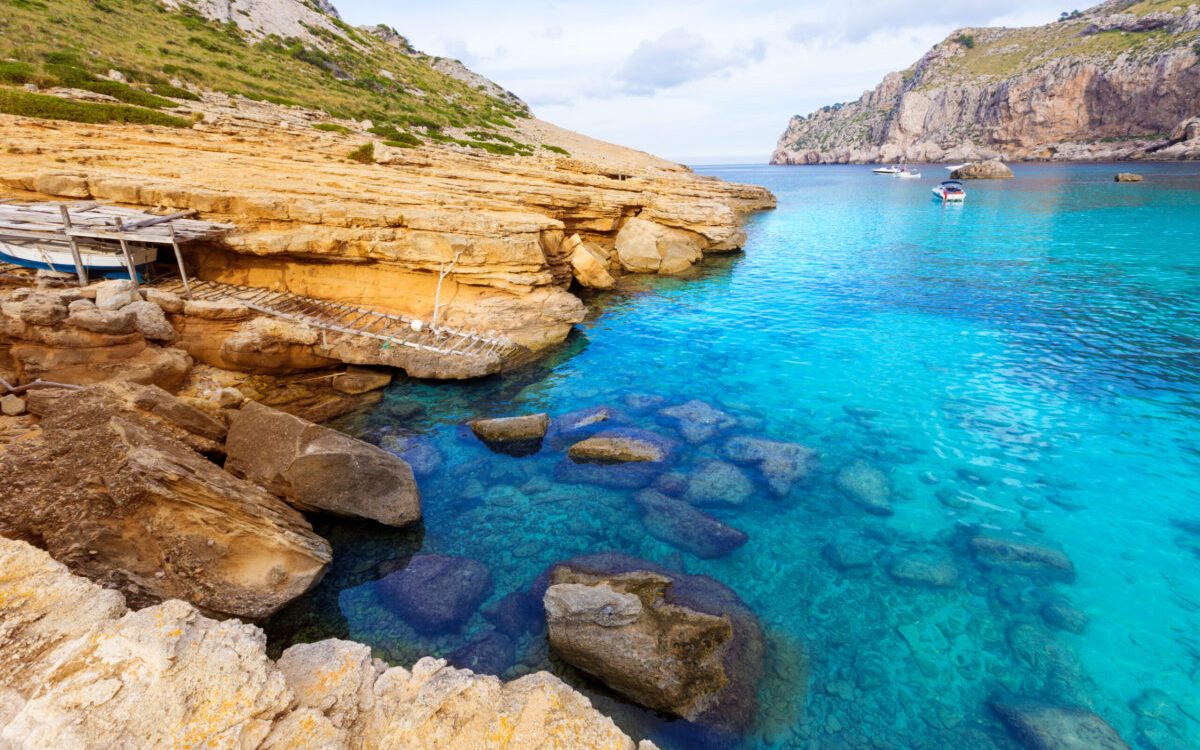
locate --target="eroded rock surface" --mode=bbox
[226,400,421,527]
[542,553,764,737]
[0,538,649,750]
[0,383,330,619]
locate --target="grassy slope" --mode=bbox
[0,0,538,150]
[945,0,1198,80]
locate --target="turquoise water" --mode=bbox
[266,163,1200,749]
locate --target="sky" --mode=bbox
[333,1,1064,162]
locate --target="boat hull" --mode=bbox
[0,239,156,279]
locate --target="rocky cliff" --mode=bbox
[772,0,1200,164]
[0,0,773,362]
[0,536,655,750]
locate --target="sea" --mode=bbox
[266,162,1200,749]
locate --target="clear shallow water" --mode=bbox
[266,163,1200,749]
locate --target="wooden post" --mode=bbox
[58,204,88,287]
[168,224,192,298]
[431,251,462,330]
[114,218,139,290]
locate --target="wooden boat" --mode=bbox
[0,237,157,278]
[932,180,966,202]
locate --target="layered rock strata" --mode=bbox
[0,537,654,750]
[0,103,775,353]
[773,1,1200,164]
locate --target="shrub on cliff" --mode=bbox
[0,87,190,127]
[954,34,976,49]
[348,142,375,163]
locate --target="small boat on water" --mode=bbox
[872,165,902,175]
[932,180,966,202]
[896,168,922,179]
[945,164,966,172]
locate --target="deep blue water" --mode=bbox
[267,163,1200,749]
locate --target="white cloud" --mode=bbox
[332,0,1062,159]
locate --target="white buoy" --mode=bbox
[411,319,424,332]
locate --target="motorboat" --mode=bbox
[0,237,157,278]
[945,164,966,172]
[872,165,902,175]
[896,168,922,179]
[932,180,966,202]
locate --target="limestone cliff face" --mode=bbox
[772,1,1200,164]
[0,102,773,351]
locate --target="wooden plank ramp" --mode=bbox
[153,278,528,366]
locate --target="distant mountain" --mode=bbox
[771,0,1200,164]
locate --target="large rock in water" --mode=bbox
[990,700,1130,750]
[0,383,330,619]
[969,535,1076,583]
[0,538,646,750]
[634,489,749,559]
[569,434,666,463]
[376,554,493,635]
[226,400,421,528]
[720,436,818,497]
[468,413,549,455]
[951,160,1014,180]
[614,217,705,275]
[658,399,737,443]
[834,459,893,515]
[541,553,765,738]
[566,233,616,289]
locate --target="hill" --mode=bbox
[771,0,1200,164]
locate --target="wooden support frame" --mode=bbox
[113,218,140,290]
[57,205,88,287]
[167,224,192,298]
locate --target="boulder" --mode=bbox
[1114,172,1143,183]
[951,160,1014,179]
[720,436,818,497]
[969,535,1076,582]
[123,299,175,341]
[469,413,549,455]
[542,553,764,737]
[614,217,705,275]
[92,279,139,311]
[834,459,893,515]
[887,552,959,588]
[547,404,619,448]
[446,631,516,675]
[0,385,330,619]
[566,233,616,289]
[821,538,875,572]
[226,400,421,528]
[1,394,26,416]
[683,459,755,507]
[554,457,662,489]
[990,700,1130,750]
[376,554,493,635]
[1041,598,1089,635]
[634,488,748,559]
[331,365,393,394]
[483,591,544,637]
[658,399,737,443]
[65,305,138,335]
[569,433,665,463]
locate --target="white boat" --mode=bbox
[945,164,966,172]
[0,237,157,278]
[932,180,966,202]
[896,168,922,179]
[873,165,902,175]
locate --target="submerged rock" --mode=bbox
[887,552,959,588]
[379,432,443,478]
[226,400,422,528]
[821,538,875,572]
[468,412,550,456]
[834,459,893,515]
[634,489,749,559]
[683,459,755,507]
[483,590,544,637]
[720,436,818,497]
[970,535,1076,582]
[990,700,1130,750]
[554,457,661,489]
[541,553,764,738]
[1040,597,1089,634]
[659,399,738,443]
[376,554,493,635]
[446,630,516,676]
[569,434,665,463]
[547,404,620,448]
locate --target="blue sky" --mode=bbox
[333,1,1064,161]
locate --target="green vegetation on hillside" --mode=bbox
[0,86,190,126]
[0,0,531,148]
